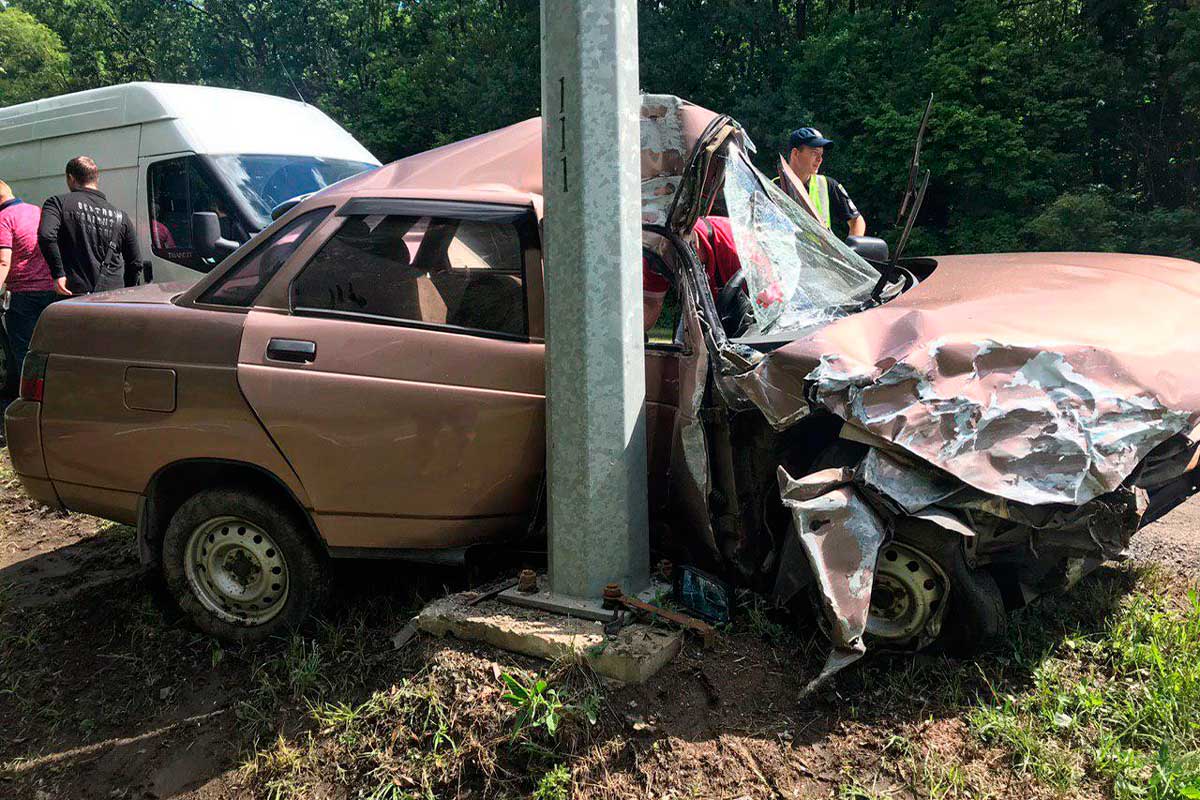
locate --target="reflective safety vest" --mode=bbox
[807,174,832,229]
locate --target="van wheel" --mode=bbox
[161,488,327,642]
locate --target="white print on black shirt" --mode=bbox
[71,202,123,241]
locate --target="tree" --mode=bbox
[0,6,68,106]
[6,0,1197,258]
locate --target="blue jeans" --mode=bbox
[5,291,59,379]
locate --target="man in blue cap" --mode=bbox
[785,127,866,237]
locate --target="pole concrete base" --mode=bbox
[416,591,682,685]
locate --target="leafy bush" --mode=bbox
[499,672,565,739]
[1022,190,1124,252]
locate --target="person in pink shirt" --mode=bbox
[0,179,58,385]
[643,216,745,331]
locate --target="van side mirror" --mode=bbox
[192,212,239,259]
[846,235,890,263]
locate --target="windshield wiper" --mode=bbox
[870,95,933,302]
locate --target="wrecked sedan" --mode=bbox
[7,98,1200,691]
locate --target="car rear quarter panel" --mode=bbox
[4,399,61,509]
[32,299,309,525]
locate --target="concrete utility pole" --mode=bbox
[540,0,650,600]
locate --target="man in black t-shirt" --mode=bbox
[38,156,142,295]
[783,127,866,237]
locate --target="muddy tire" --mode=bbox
[885,521,1008,655]
[939,567,1007,656]
[161,488,327,642]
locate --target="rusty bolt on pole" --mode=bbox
[517,569,538,594]
[601,583,623,609]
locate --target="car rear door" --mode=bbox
[234,199,546,554]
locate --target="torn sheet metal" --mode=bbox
[742,252,1200,507]
[668,276,722,565]
[777,466,886,698]
[807,344,1191,506]
[859,447,962,514]
[861,443,1146,557]
[640,95,691,227]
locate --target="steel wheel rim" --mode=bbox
[867,541,945,643]
[183,515,289,626]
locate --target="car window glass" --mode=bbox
[292,213,527,338]
[148,157,246,272]
[198,208,331,307]
[646,279,683,347]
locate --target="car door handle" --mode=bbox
[266,338,317,364]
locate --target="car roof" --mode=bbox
[294,94,721,221]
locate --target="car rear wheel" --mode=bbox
[161,488,327,642]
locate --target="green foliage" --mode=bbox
[0,7,68,106]
[740,594,788,645]
[6,0,1198,258]
[532,763,571,800]
[1023,190,1123,252]
[499,671,564,739]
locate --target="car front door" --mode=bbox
[235,199,546,554]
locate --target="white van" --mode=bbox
[0,82,381,283]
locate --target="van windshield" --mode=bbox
[209,155,377,229]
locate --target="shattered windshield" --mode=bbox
[722,144,878,337]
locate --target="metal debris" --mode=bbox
[776,466,886,698]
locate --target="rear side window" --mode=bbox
[291,213,527,338]
[198,208,330,307]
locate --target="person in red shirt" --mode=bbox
[0,179,58,387]
[151,218,176,250]
[643,216,743,331]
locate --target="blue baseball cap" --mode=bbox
[789,126,834,150]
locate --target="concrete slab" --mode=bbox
[416,593,682,684]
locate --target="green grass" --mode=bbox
[738,592,790,645]
[500,672,566,739]
[533,762,572,800]
[969,574,1200,800]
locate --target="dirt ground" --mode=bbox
[1,443,1196,800]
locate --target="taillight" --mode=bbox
[19,352,47,402]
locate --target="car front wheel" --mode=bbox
[161,488,327,642]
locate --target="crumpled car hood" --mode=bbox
[746,251,1200,506]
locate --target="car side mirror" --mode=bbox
[847,235,890,263]
[192,212,240,259]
